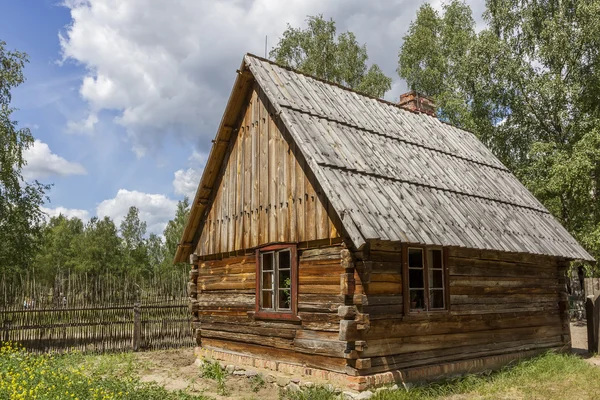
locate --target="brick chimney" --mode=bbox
[399,91,436,117]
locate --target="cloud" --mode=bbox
[96,189,178,234]
[22,139,87,180]
[173,168,201,199]
[42,206,90,221]
[172,150,207,199]
[62,0,482,156]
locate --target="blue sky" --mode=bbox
[2,0,484,235]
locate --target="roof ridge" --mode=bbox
[244,53,484,140]
[280,103,509,173]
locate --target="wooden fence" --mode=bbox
[0,271,194,353]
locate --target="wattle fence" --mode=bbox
[0,271,194,353]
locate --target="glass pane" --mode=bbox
[409,289,425,310]
[430,289,445,309]
[278,289,291,310]
[279,269,291,289]
[409,268,424,289]
[262,252,274,271]
[278,250,291,270]
[408,248,423,269]
[429,269,444,289]
[428,249,442,270]
[261,290,273,309]
[262,272,273,290]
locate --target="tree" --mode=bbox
[270,15,392,98]
[398,0,600,262]
[0,41,50,274]
[35,215,84,285]
[163,197,190,267]
[120,206,149,278]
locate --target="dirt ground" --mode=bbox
[135,348,281,399]
[133,323,600,399]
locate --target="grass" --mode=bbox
[281,352,600,400]
[198,358,228,395]
[370,352,600,400]
[3,341,600,400]
[0,341,209,400]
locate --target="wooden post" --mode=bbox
[586,296,596,353]
[2,319,9,342]
[132,303,141,351]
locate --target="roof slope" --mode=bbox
[175,54,593,262]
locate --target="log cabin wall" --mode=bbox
[344,245,570,376]
[194,83,339,258]
[188,244,350,373]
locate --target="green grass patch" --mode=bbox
[198,358,228,395]
[0,341,208,400]
[284,352,600,400]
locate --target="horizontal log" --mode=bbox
[202,338,348,373]
[201,329,293,350]
[293,338,347,357]
[360,325,565,357]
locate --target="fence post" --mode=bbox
[587,296,597,353]
[2,319,10,342]
[132,303,141,351]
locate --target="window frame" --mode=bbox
[255,244,298,320]
[402,244,449,315]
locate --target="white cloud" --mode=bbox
[96,189,178,234]
[172,150,207,199]
[66,113,99,134]
[173,168,201,199]
[61,0,475,156]
[42,206,90,221]
[22,139,87,180]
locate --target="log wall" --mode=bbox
[195,84,339,257]
[343,245,570,376]
[188,244,350,373]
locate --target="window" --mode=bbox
[405,247,447,313]
[255,244,297,319]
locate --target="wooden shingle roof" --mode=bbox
[175,54,593,262]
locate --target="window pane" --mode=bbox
[262,272,273,290]
[430,289,445,309]
[279,269,291,289]
[409,289,425,310]
[429,269,444,289]
[262,252,274,271]
[262,291,273,309]
[409,268,424,289]
[428,249,442,270]
[278,289,291,309]
[279,250,291,270]
[408,248,423,269]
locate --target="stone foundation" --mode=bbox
[195,346,555,391]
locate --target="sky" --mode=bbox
[1,0,485,235]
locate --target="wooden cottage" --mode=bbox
[174,54,594,390]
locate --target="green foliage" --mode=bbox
[199,358,227,395]
[0,342,208,399]
[270,15,392,98]
[280,384,336,400]
[249,374,265,392]
[398,0,600,262]
[120,206,150,279]
[0,41,50,274]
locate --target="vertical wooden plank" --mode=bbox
[278,120,287,242]
[268,102,277,242]
[288,139,297,243]
[295,151,306,242]
[305,174,317,241]
[235,123,244,251]
[243,103,252,250]
[259,90,269,244]
[227,136,237,253]
[251,87,260,248]
[587,296,596,353]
